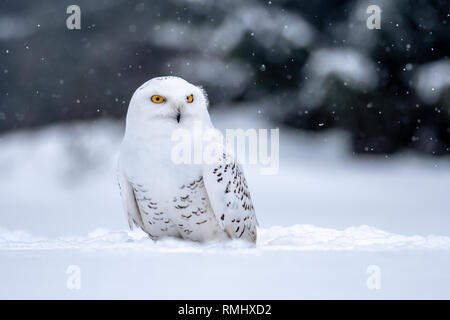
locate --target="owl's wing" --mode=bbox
[203,153,258,243]
[117,159,144,230]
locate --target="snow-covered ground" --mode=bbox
[0,106,449,299]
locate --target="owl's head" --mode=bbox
[125,76,211,135]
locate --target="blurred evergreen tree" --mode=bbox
[0,0,449,155]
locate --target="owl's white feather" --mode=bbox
[117,76,257,242]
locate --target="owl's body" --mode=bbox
[118,76,257,242]
[119,135,227,241]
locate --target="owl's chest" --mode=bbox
[122,138,203,199]
[121,138,226,241]
[131,170,224,241]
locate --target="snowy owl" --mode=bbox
[117,76,258,242]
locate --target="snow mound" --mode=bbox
[259,225,450,251]
[1,225,449,252]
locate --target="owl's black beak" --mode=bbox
[176,110,181,123]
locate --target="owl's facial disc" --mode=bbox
[130,77,209,127]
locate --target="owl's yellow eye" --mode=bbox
[186,94,194,103]
[151,95,165,104]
